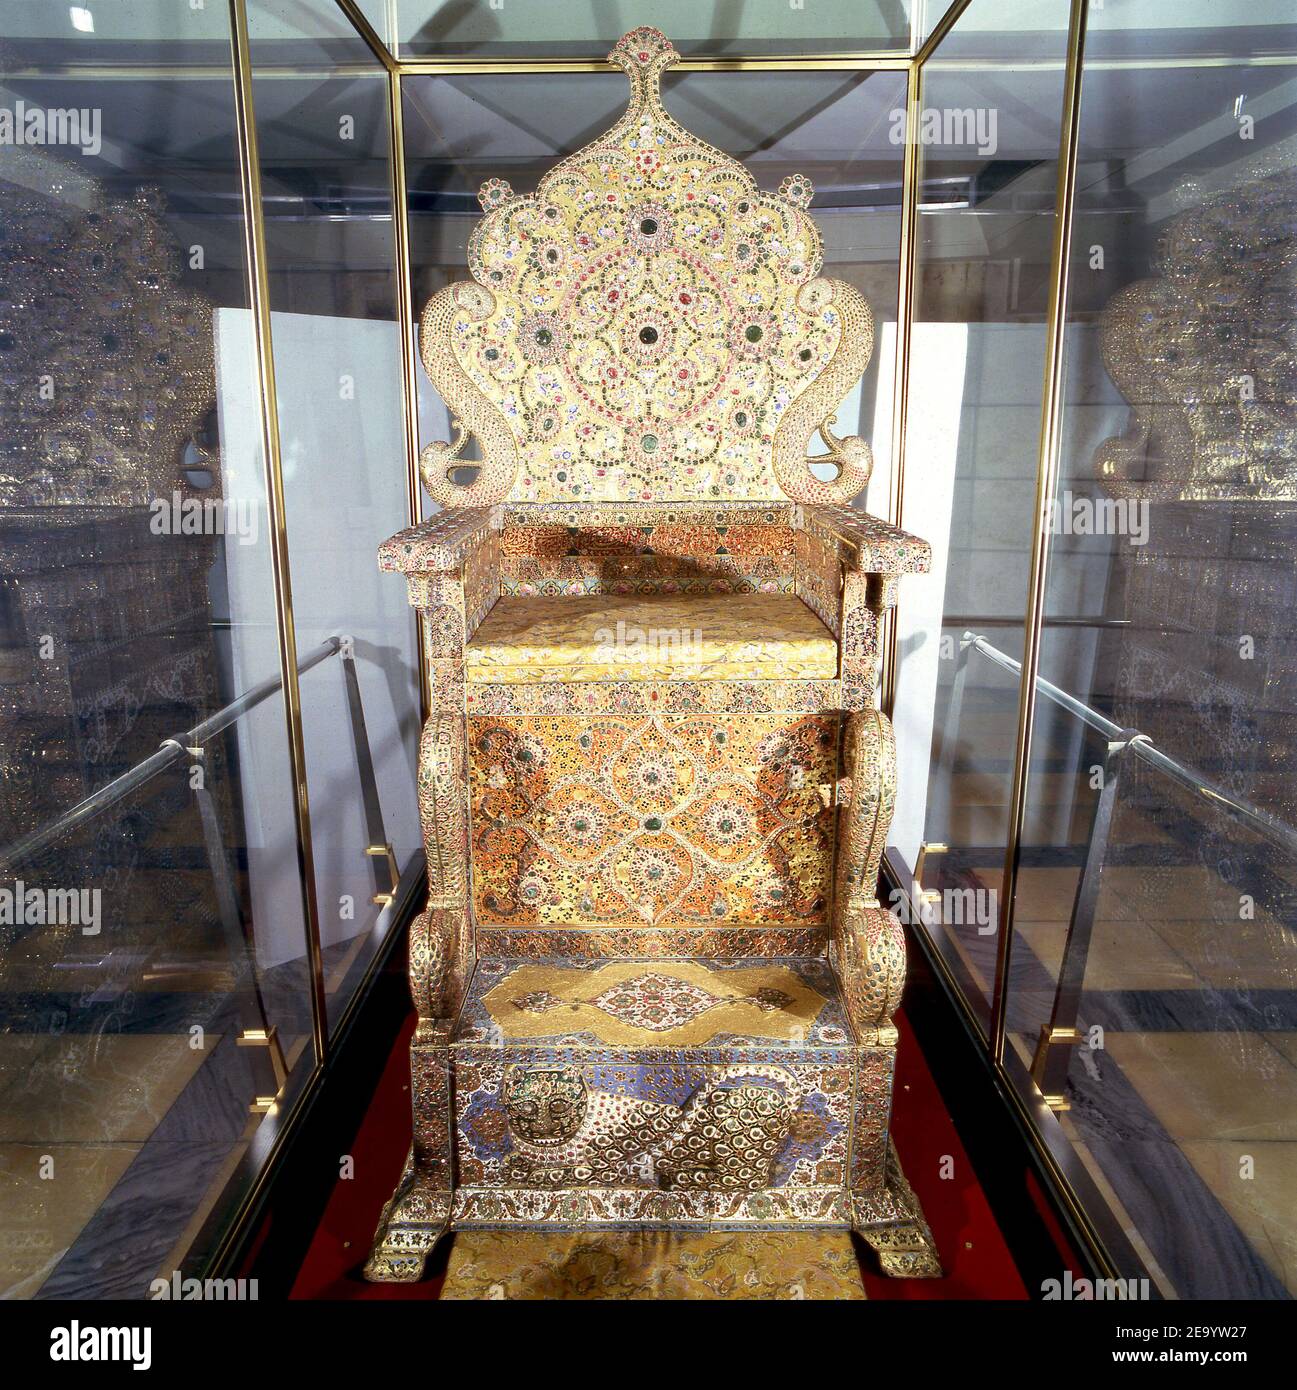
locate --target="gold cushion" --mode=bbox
[470,958,840,1047]
[464,592,837,684]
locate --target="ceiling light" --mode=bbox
[70,7,94,32]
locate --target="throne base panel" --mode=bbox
[364,1152,941,1281]
[396,955,941,1278]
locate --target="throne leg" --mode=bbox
[836,709,943,1278]
[364,1023,455,1281]
[853,1142,943,1279]
[367,695,469,1283]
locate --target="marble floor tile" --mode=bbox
[1021,800,1108,847]
[1110,807,1178,847]
[1104,1032,1297,1143]
[1148,918,1297,992]
[0,1033,215,1144]
[36,1138,238,1301]
[974,865,1141,925]
[1074,1136,1288,1300]
[1263,1033,1297,1069]
[0,1142,139,1299]
[1013,918,1199,992]
[947,770,1012,806]
[941,802,1012,848]
[1103,865,1259,924]
[1057,1126,1179,1299]
[1177,1140,1297,1296]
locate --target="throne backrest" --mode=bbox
[419,26,876,511]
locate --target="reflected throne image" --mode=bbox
[0,148,228,992]
[1094,170,1297,858]
[367,26,937,1281]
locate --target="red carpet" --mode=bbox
[290,1006,1026,1300]
[859,1005,1026,1299]
[289,1012,446,1300]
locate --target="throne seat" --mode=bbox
[449,953,877,1227]
[465,592,838,683]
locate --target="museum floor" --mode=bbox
[922,693,1297,1300]
[6,855,1289,1298]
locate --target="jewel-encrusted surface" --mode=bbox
[1096,169,1297,502]
[456,956,851,1049]
[368,26,937,1279]
[464,678,842,716]
[0,155,219,510]
[497,519,798,598]
[467,712,837,928]
[450,955,867,1208]
[417,26,876,507]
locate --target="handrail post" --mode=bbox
[338,636,398,906]
[1030,729,1148,1108]
[174,740,288,1113]
[931,628,977,841]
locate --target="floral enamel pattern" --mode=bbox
[365,29,940,1284]
[468,712,836,928]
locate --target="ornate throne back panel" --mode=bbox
[419,26,875,509]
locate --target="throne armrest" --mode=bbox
[796,504,931,577]
[378,506,502,575]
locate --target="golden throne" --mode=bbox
[366,26,938,1283]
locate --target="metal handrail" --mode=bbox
[936,628,1297,1111]
[0,630,399,1113]
[962,631,1297,858]
[0,636,343,871]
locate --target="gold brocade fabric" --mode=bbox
[464,592,838,683]
[478,959,831,1047]
[440,1230,866,1300]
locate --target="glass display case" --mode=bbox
[0,0,1292,1302]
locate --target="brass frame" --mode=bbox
[988,0,1091,1063]
[227,0,328,1066]
[315,0,1130,1282]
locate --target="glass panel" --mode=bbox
[916,0,1070,57]
[1007,3,1297,1297]
[0,3,316,1296]
[247,1,422,1035]
[381,0,914,59]
[403,66,907,504]
[0,1,239,66]
[920,0,1297,59]
[889,0,1073,1034]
